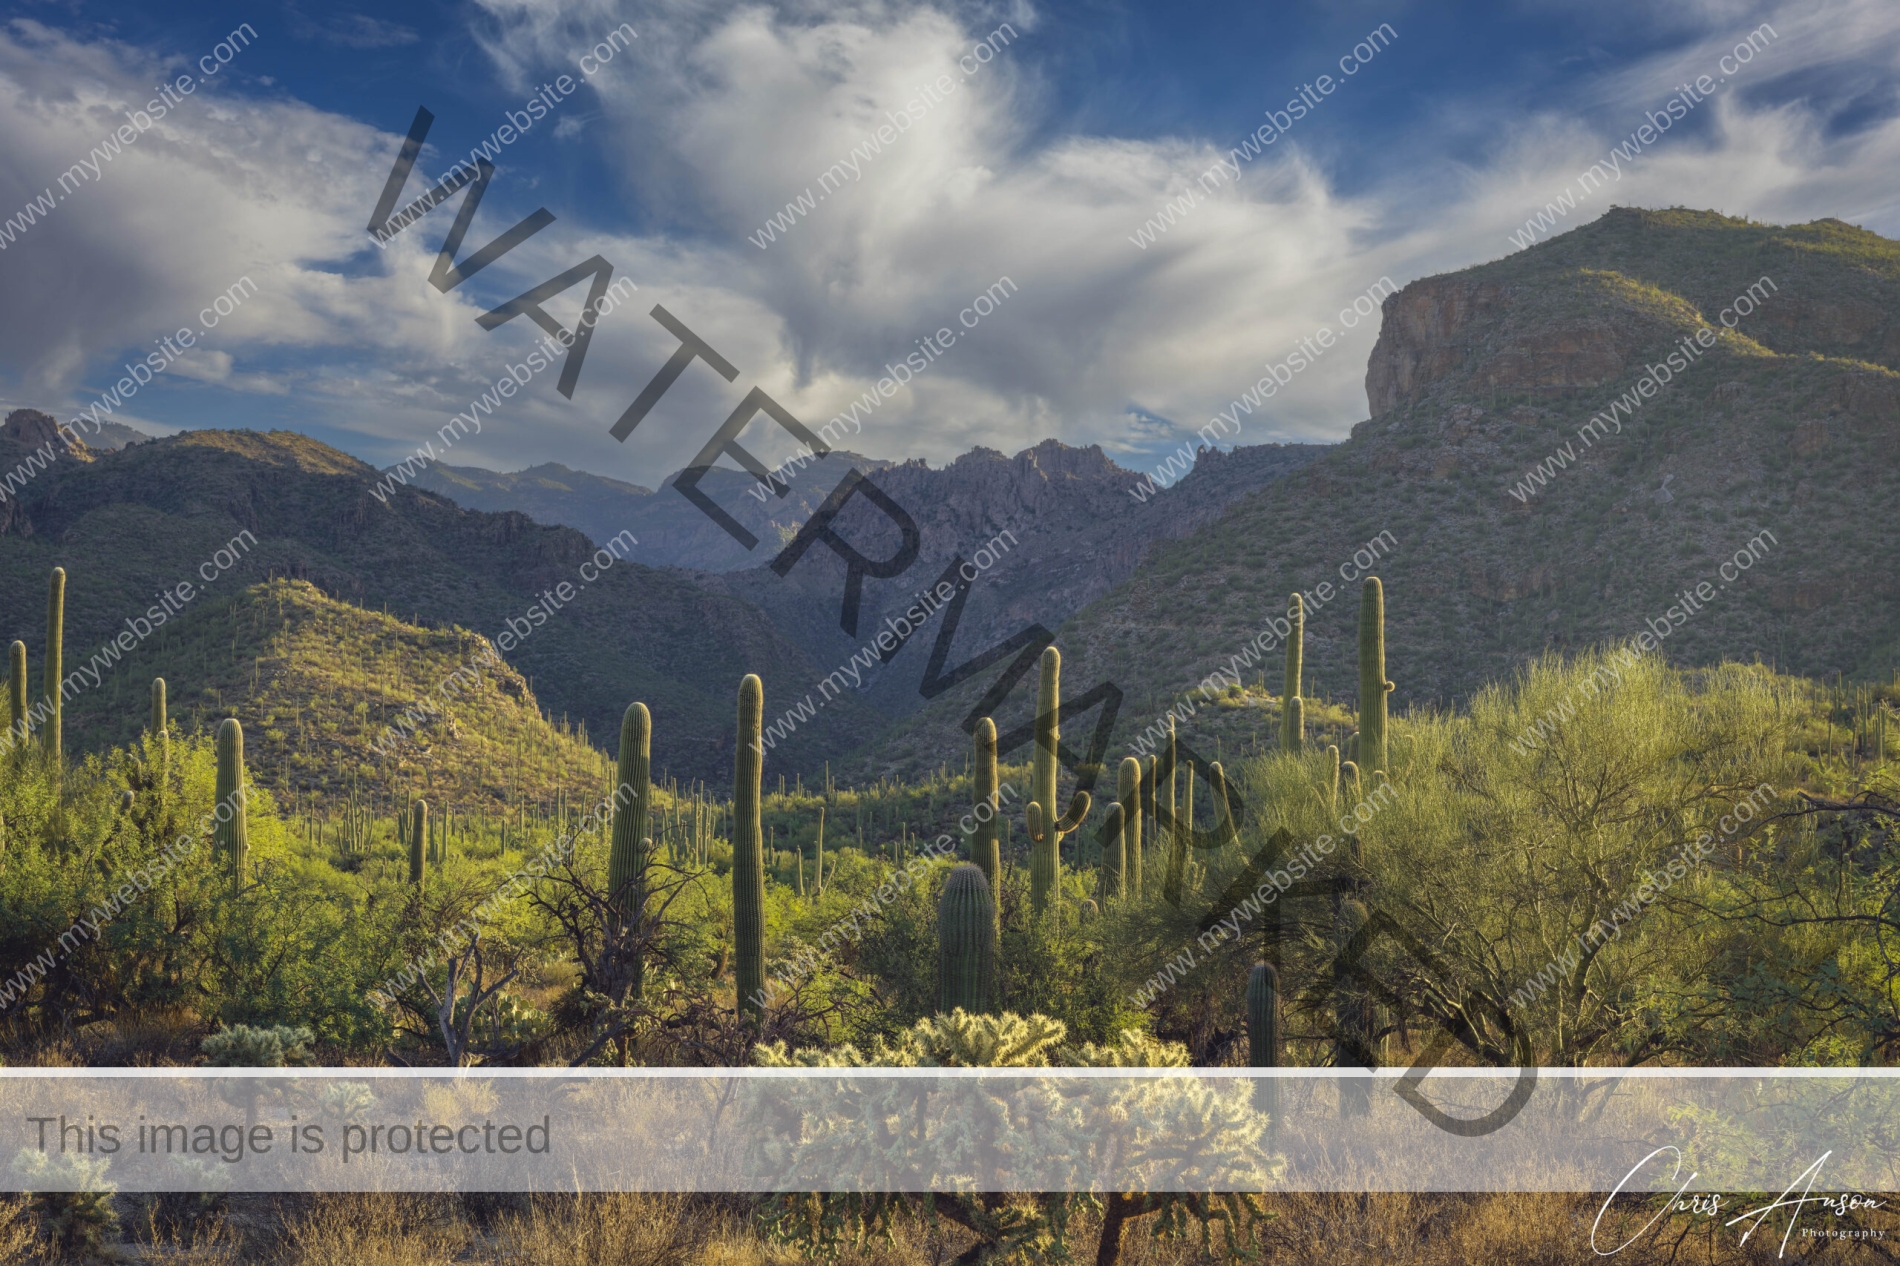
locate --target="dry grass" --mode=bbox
[2,1189,1893,1263]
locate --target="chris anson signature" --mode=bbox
[1593,1147,1886,1258]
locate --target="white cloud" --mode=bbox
[0,0,1895,486]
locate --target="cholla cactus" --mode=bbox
[202,1024,316,1067]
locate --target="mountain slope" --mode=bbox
[0,429,878,782]
[855,209,1900,778]
[403,451,897,571]
[693,437,1323,735]
[56,577,610,813]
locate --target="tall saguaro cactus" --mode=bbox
[938,862,996,1014]
[215,719,248,894]
[43,567,64,766]
[1118,756,1142,898]
[814,805,826,896]
[1281,592,1304,751]
[1025,647,1089,914]
[1102,804,1125,900]
[734,675,767,1022]
[409,800,428,886]
[1334,897,1376,1118]
[1283,697,1304,756]
[1163,717,1186,905]
[1358,577,1392,778]
[972,718,1001,894]
[8,641,26,749]
[609,702,651,998]
[1247,961,1283,1121]
[150,678,167,740]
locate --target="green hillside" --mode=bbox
[0,429,879,782]
[858,209,1900,776]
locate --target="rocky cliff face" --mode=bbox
[692,436,1321,727]
[862,208,1900,779]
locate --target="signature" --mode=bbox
[1594,1147,1886,1258]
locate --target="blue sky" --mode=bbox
[1,0,1895,487]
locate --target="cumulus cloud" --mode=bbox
[0,0,1896,484]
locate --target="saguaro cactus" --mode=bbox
[1284,697,1304,755]
[8,641,26,749]
[1025,647,1089,914]
[1325,744,1340,811]
[814,805,826,896]
[1163,717,1186,904]
[1209,760,1237,850]
[409,800,428,886]
[150,678,167,739]
[734,675,767,1021]
[215,719,248,893]
[1358,577,1392,778]
[608,702,651,996]
[1247,961,1283,1120]
[1118,756,1142,898]
[1334,897,1376,1117]
[972,718,1001,893]
[1102,804,1125,900]
[937,862,996,1014]
[43,567,63,765]
[1281,592,1304,752]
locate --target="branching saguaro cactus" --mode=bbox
[1247,962,1282,1121]
[44,567,64,766]
[409,800,428,886]
[734,674,767,1022]
[814,805,826,896]
[1101,804,1125,900]
[608,702,651,999]
[1118,756,1142,898]
[1025,648,1088,914]
[938,863,996,1014]
[972,718,1001,893]
[8,641,26,749]
[1358,577,1393,778]
[1281,592,1303,752]
[215,719,247,894]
